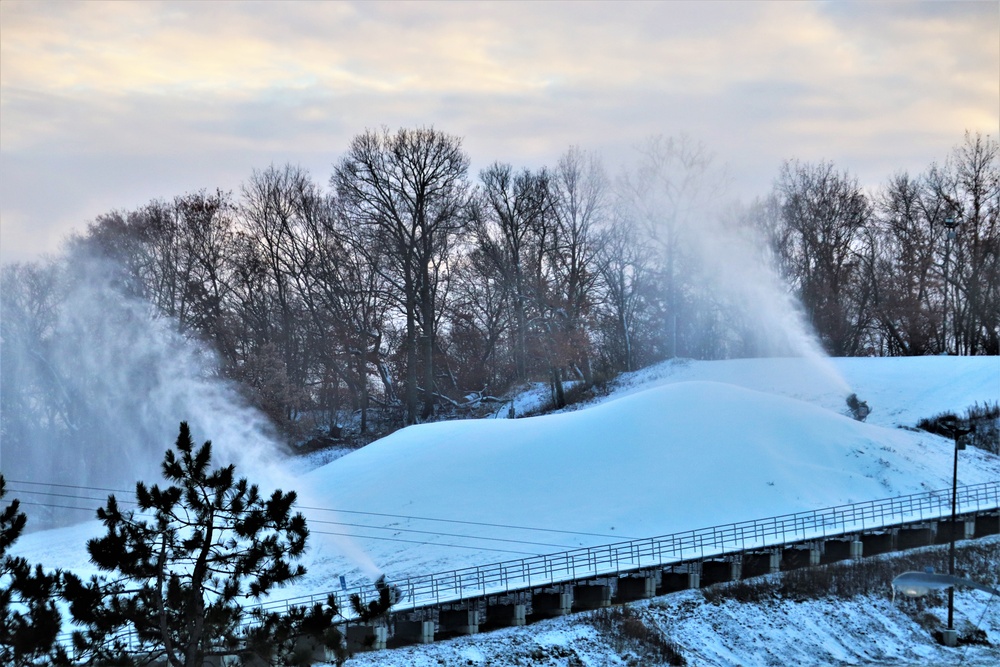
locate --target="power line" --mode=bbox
[6,478,134,496]
[9,491,572,551]
[10,499,542,557]
[16,500,98,514]
[306,517,572,549]
[7,477,632,540]
[7,495,554,556]
[310,529,538,556]
[300,505,636,540]
[6,486,131,507]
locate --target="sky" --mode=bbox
[1,0,997,263]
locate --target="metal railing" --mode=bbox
[258,480,999,617]
[59,480,999,655]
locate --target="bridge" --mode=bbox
[56,481,1000,660]
[253,480,1000,653]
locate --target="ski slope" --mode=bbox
[10,356,1000,609]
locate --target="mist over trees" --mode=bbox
[1,129,996,444]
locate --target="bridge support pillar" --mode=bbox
[850,539,864,559]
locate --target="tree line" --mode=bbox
[2,129,997,442]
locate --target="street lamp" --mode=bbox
[892,570,997,647]
[938,415,974,646]
[893,570,1000,600]
[942,216,959,355]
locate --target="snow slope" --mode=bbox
[8,355,1000,665]
[282,356,1000,594]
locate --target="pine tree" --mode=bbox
[0,476,68,666]
[63,422,326,667]
[243,595,346,666]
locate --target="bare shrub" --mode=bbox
[916,402,1000,454]
[588,605,687,666]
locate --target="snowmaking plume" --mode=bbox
[688,205,851,396]
[0,255,379,575]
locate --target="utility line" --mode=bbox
[300,505,636,540]
[11,500,541,557]
[8,477,632,540]
[7,497,555,555]
[7,478,134,496]
[6,487,130,506]
[306,517,572,549]
[16,500,99,514]
[310,529,538,556]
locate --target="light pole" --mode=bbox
[942,216,959,355]
[939,415,972,646]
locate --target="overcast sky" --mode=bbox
[1,0,997,263]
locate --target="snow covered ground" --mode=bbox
[9,355,1000,665]
[288,356,1000,593]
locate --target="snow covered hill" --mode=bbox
[9,355,1000,665]
[283,356,1000,593]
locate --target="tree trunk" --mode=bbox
[551,367,566,409]
[405,293,418,425]
[420,265,436,421]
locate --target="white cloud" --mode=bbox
[1,0,996,261]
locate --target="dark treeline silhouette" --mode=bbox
[2,129,997,444]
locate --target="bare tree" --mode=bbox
[333,127,472,424]
[544,146,608,394]
[926,132,1000,355]
[870,172,940,355]
[617,135,725,358]
[774,160,872,356]
[473,163,551,381]
[594,211,650,372]
[296,196,392,435]
[236,165,321,428]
